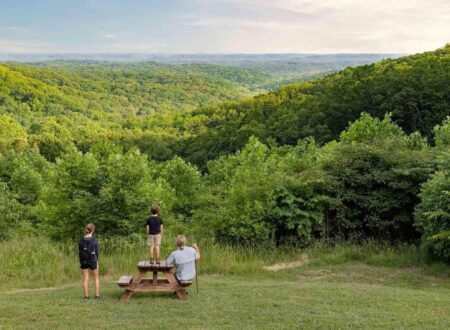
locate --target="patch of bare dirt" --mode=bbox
[263,253,309,271]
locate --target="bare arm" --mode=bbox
[95,240,99,259]
[167,252,175,266]
[192,243,200,260]
[78,239,82,262]
[160,224,164,235]
[146,225,149,235]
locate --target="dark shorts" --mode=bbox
[80,262,98,270]
[174,273,193,283]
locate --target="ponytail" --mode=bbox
[84,223,95,235]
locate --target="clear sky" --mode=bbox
[0,0,448,54]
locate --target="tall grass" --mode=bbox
[0,237,79,288]
[0,234,293,288]
[307,241,422,267]
[305,240,450,276]
[0,235,447,289]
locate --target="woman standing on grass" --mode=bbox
[78,223,100,299]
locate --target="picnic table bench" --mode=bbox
[117,260,192,301]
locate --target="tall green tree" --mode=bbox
[415,119,450,263]
[0,115,29,153]
[320,114,431,241]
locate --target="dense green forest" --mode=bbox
[0,61,275,160]
[182,45,450,166]
[0,45,449,263]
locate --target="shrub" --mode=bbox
[42,148,177,239]
[0,183,22,239]
[193,137,327,246]
[320,113,431,241]
[415,150,450,263]
[158,156,202,217]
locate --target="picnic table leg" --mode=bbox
[120,289,133,301]
[120,270,147,301]
[153,271,158,285]
[176,289,188,300]
[165,271,188,300]
[165,271,177,285]
[134,271,146,284]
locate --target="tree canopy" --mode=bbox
[1,45,450,263]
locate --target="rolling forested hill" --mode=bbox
[181,45,450,166]
[0,61,274,159]
[0,46,448,164]
[0,52,403,161]
[0,61,268,118]
[0,53,401,90]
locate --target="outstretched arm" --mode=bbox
[167,252,175,266]
[192,243,200,260]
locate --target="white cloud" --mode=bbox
[0,38,53,53]
[185,0,450,53]
[187,18,306,30]
[228,0,450,18]
[1,1,449,53]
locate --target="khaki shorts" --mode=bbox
[148,234,162,247]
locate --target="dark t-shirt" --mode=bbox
[146,216,163,235]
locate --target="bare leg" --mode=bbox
[93,268,100,297]
[82,269,89,297]
[155,245,160,261]
[149,246,154,261]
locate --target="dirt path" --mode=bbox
[2,282,80,295]
[263,253,309,271]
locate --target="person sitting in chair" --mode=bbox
[166,235,200,282]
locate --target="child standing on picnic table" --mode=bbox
[78,223,100,299]
[146,204,164,264]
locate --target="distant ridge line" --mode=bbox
[0,53,405,63]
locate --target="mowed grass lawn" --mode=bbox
[0,263,449,329]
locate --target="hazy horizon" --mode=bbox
[0,52,404,65]
[0,52,406,55]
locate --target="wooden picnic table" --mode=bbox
[117,260,192,301]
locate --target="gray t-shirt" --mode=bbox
[166,247,197,281]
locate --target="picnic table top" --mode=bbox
[137,260,174,271]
